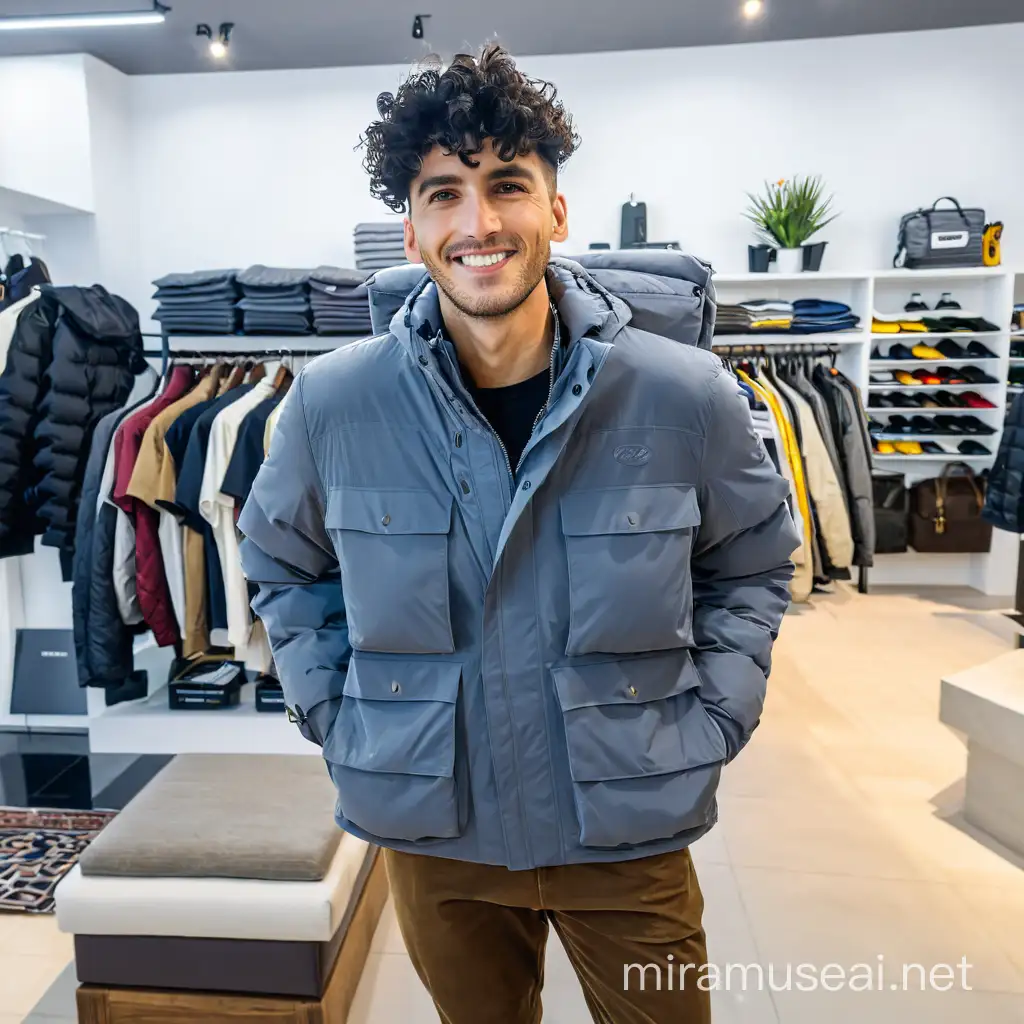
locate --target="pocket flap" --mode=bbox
[560,484,699,537]
[326,488,452,536]
[326,657,461,778]
[551,649,701,712]
[342,656,461,704]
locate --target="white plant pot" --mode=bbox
[774,247,804,274]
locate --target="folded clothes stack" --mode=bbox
[236,266,313,334]
[152,270,240,334]
[713,304,755,334]
[742,299,793,331]
[309,266,372,336]
[788,299,860,334]
[354,222,407,272]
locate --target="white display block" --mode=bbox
[87,684,317,756]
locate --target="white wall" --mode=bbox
[122,22,1024,322]
[0,55,94,214]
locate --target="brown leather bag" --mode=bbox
[909,462,992,553]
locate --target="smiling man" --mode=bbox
[240,44,798,1024]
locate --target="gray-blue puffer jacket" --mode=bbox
[239,255,800,870]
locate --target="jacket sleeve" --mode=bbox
[691,367,801,762]
[238,371,350,747]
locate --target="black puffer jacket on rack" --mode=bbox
[0,286,144,576]
[983,392,1024,533]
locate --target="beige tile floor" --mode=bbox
[5,586,1024,1022]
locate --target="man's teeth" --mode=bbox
[458,252,511,267]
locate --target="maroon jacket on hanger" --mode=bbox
[111,365,193,647]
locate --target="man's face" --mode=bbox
[404,143,569,319]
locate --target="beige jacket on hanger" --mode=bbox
[771,374,854,571]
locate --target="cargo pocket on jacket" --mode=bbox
[561,484,700,656]
[552,648,727,849]
[323,657,463,842]
[326,488,455,655]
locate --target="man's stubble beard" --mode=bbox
[421,238,551,320]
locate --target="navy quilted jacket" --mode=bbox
[983,393,1024,533]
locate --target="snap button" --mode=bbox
[572,383,583,396]
[587,367,595,382]
[391,681,400,694]
[523,480,532,491]
[629,686,638,697]
[381,514,391,526]
[418,354,429,366]
[460,479,471,495]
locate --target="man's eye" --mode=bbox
[496,182,525,194]
[430,190,456,203]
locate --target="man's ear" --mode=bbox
[551,192,569,244]
[404,217,423,264]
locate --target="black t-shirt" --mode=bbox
[463,366,550,474]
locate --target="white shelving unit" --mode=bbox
[711,266,1019,598]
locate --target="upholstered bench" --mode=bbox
[54,753,386,1024]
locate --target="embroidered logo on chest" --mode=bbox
[613,444,652,467]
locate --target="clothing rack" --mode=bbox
[0,227,47,242]
[142,332,344,375]
[715,338,870,595]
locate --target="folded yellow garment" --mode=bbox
[898,321,929,333]
[894,370,920,386]
[875,441,896,454]
[894,441,923,455]
[750,319,792,329]
[872,319,900,333]
[911,344,945,360]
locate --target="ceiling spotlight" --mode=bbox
[197,21,232,58]
[412,14,431,39]
[742,0,765,18]
[0,0,169,31]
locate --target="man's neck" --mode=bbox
[440,279,554,389]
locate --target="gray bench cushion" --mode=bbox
[79,754,341,882]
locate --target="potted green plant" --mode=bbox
[744,175,839,273]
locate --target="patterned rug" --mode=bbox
[0,807,117,913]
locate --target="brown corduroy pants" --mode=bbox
[383,846,711,1024]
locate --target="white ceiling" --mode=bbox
[0,0,1021,75]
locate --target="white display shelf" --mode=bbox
[873,453,993,462]
[871,266,1009,281]
[870,433,989,442]
[866,407,997,417]
[869,331,1004,340]
[711,271,871,285]
[870,359,999,368]
[87,685,317,756]
[867,383,998,392]
[712,331,864,345]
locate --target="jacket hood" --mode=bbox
[41,285,142,346]
[366,249,715,351]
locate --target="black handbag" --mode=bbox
[893,196,986,269]
[872,472,908,554]
[909,463,992,553]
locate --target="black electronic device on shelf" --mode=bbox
[255,676,286,712]
[168,660,245,710]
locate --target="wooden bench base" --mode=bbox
[76,852,388,1024]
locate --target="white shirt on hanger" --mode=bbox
[198,378,276,669]
[0,288,41,366]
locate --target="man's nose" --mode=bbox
[456,194,502,239]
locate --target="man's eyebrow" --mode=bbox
[488,164,537,184]
[417,174,461,197]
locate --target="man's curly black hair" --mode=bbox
[361,44,580,214]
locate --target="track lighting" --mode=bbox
[0,0,168,31]
[196,21,233,59]
[741,0,765,19]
